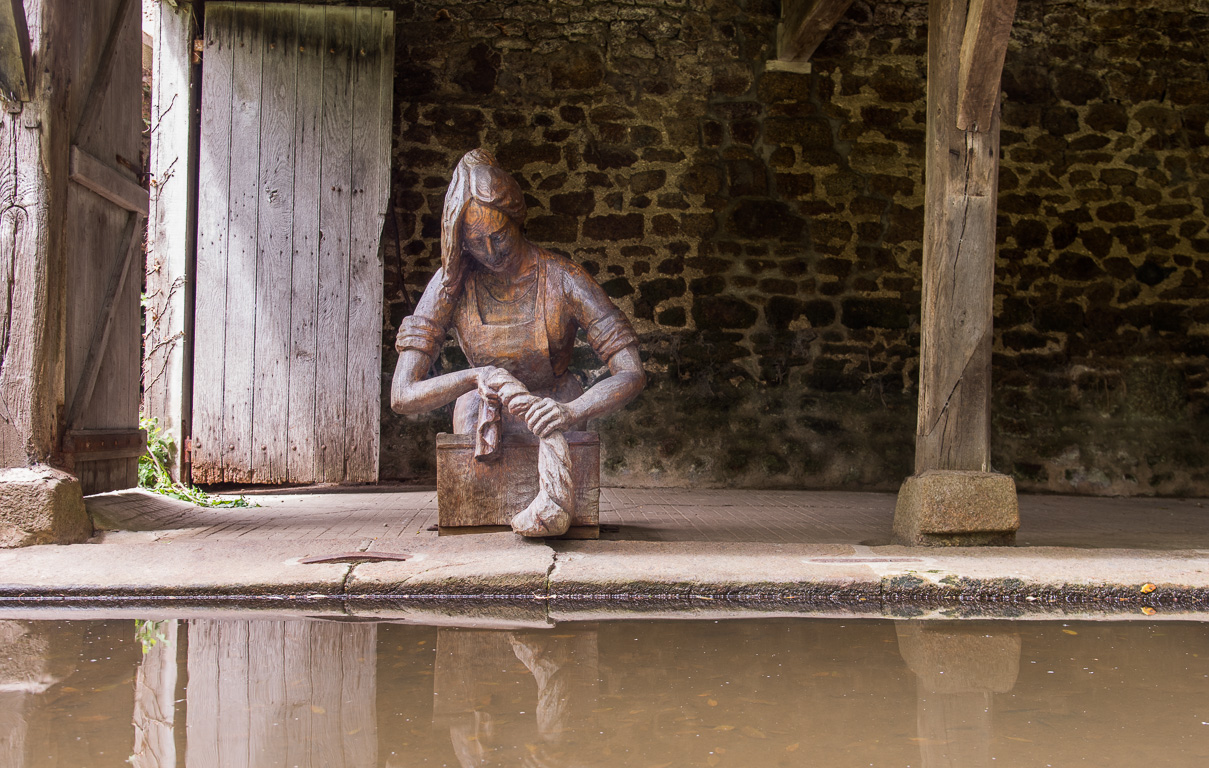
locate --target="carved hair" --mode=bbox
[440,149,527,300]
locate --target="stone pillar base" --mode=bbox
[894,470,1018,546]
[0,466,93,547]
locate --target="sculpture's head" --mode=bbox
[440,149,527,297]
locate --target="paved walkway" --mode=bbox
[86,485,1209,550]
[0,486,1203,622]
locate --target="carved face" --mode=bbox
[462,201,523,274]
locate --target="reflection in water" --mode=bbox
[0,621,78,766]
[0,616,1205,766]
[132,620,178,768]
[434,630,601,767]
[895,621,1021,768]
[186,620,377,768]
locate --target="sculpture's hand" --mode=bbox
[476,366,513,398]
[524,397,572,438]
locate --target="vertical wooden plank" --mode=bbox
[216,621,251,768]
[132,620,178,768]
[251,3,298,483]
[63,0,143,459]
[185,620,221,768]
[315,7,355,481]
[221,3,265,483]
[309,622,344,767]
[288,5,325,483]
[343,7,386,483]
[283,621,313,768]
[145,0,199,481]
[192,3,236,483]
[339,624,378,766]
[913,0,999,473]
[246,621,287,765]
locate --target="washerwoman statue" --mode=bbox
[391,149,645,537]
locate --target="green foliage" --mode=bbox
[139,416,251,508]
[134,619,169,655]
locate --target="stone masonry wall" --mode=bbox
[378,0,1209,495]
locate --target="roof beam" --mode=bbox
[956,0,1019,132]
[778,0,857,62]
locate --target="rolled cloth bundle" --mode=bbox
[476,373,573,537]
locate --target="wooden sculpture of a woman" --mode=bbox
[391,149,645,537]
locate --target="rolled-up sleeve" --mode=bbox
[586,310,638,362]
[395,314,447,358]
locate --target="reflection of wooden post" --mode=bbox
[0,620,79,767]
[186,620,377,768]
[894,0,1020,546]
[132,621,178,768]
[895,621,1020,768]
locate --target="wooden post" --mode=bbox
[144,0,200,481]
[0,0,66,470]
[893,0,1019,546]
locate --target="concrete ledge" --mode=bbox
[0,466,92,547]
[894,470,1018,546]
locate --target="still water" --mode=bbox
[0,616,1205,766]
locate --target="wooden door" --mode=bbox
[192,3,393,484]
[61,0,149,493]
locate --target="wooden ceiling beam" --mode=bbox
[956,0,1019,132]
[778,0,857,62]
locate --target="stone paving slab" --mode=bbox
[0,486,1201,620]
[0,537,353,597]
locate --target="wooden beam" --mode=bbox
[914,0,1001,472]
[956,0,1018,132]
[0,0,31,101]
[65,212,144,431]
[778,0,857,62]
[73,0,135,143]
[70,144,149,213]
[144,0,200,483]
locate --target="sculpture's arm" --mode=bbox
[390,348,499,416]
[567,345,645,423]
[521,344,645,437]
[389,268,504,416]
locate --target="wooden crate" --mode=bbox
[436,432,599,538]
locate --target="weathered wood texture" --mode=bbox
[193,3,393,484]
[131,620,179,768]
[185,619,377,768]
[144,0,200,481]
[63,0,146,492]
[913,0,1010,473]
[0,0,143,494]
[778,0,857,61]
[436,431,601,530]
[956,0,1019,132]
[0,0,61,469]
[0,0,31,101]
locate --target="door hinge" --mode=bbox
[192,37,204,64]
[183,436,194,464]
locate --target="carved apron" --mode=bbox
[453,260,584,436]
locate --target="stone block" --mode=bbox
[0,466,92,547]
[893,470,1018,546]
[436,432,599,538]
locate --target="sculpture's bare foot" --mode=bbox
[511,500,571,538]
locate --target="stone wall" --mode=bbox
[379,0,1209,495]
